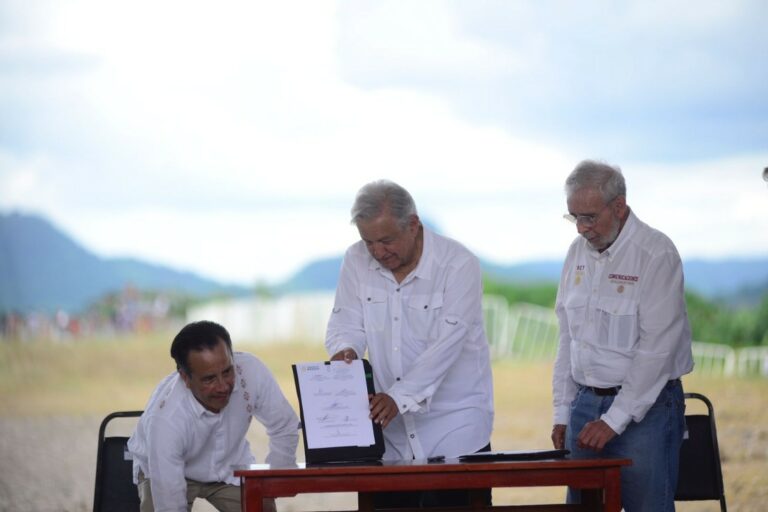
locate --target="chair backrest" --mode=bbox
[675,392,727,512]
[93,410,143,512]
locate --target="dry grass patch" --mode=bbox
[1,337,766,510]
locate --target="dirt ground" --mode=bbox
[1,341,766,511]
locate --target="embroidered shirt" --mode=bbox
[553,210,694,435]
[326,227,494,460]
[127,352,298,512]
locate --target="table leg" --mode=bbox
[241,480,264,512]
[602,468,622,512]
[580,488,601,511]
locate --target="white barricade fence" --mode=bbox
[481,296,765,378]
[734,346,768,377]
[187,292,335,345]
[188,293,765,377]
[690,341,736,377]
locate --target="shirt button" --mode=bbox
[396,288,401,292]
[394,316,399,321]
[409,434,415,439]
[396,377,401,381]
[394,347,399,351]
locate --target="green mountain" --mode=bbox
[283,253,768,304]
[2,211,766,314]
[0,212,248,313]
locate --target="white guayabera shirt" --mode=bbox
[127,352,298,512]
[553,210,694,435]
[326,227,494,461]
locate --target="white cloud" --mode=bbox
[1,0,766,286]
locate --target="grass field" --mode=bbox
[1,332,766,511]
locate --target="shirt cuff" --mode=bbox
[389,390,424,415]
[601,405,631,435]
[553,405,571,426]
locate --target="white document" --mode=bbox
[294,360,376,449]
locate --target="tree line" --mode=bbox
[482,278,768,347]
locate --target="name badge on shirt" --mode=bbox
[574,265,585,285]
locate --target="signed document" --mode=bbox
[294,360,376,449]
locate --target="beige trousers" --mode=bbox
[138,472,276,512]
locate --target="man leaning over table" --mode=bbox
[128,320,298,512]
[325,179,494,509]
[551,160,694,512]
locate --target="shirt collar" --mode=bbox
[411,227,433,279]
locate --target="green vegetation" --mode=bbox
[483,278,558,308]
[686,292,768,346]
[483,277,768,347]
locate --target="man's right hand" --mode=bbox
[551,424,567,450]
[330,348,358,363]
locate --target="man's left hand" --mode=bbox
[576,419,617,452]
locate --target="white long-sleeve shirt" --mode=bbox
[127,352,298,512]
[552,210,694,435]
[326,228,494,461]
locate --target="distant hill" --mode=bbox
[278,256,344,293]
[2,211,766,313]
[0,212,249,313]
[280,251,768,303]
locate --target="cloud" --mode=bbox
[337,0,768,161]
[1,0,766,285]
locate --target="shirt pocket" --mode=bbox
[595,296,638,350]
[360,287,388,331]
[406,292,444,342]
[563,293,588,339]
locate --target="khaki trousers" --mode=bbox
[138,471,276,512]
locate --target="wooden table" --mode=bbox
[234,457,631,512]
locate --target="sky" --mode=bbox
[1,0,767,286]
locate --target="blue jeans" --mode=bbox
[566,380,685,512]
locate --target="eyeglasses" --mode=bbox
[563,198,616,227]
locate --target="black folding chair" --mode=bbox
[675,393,727,511]
[93,410,143,512]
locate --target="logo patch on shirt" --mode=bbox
[609,273,639,285]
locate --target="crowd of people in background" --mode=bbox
[0,286,174,341]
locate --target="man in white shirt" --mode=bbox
[551,160,694,512]
[326,179,494,508]
[127,320,298,512]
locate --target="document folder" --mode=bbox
[458,449,570,462]
[292,359,385,464]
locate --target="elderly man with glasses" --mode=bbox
[551,160,694,512]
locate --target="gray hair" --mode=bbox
[350,179,418,228]
[565,160,627,203]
